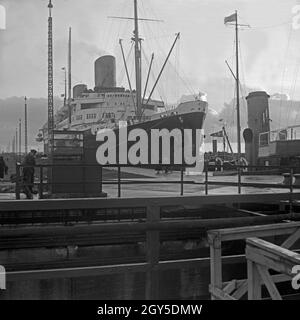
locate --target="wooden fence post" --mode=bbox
[145,205,160,300]
[209,234,222,300]
[118,166,121,198]
[247,260,261,300]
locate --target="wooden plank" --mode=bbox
[223,280,237,295]
[1,192,300,212]
[246,247,295,276]
[223,273,290,289]
[247,238,300,266]
[145,205,160,300]
[3,215,299,241]
[247,260,261,300]
[210,235,222,300]
[209,286,236,300]
[208,222,300,242]
[281,228,300,249]
[232,280,248,300]
[256,265,282,300]
[212,273,289,300]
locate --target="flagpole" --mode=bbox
[235,10,241,163]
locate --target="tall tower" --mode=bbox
[48,0,54,154]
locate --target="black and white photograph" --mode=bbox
[0,0,300,313]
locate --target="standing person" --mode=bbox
[22,149,37,199]
[0,156,8,181]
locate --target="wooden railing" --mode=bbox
[246,237,300,300]
[2,204,300,299]
[208,221,300,300]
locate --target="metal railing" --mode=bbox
[14,163,300,200]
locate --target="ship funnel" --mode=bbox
[244,91,270,167]
[73,84,87,98]
[94,55,116,89]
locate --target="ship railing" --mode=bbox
[259,124,300,146]
[208,221,300,300]
[13,163,300,202]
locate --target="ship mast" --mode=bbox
[235,10,241,163]
[68,27,72,126]
[225,11,249,162]
[133,0,142,122]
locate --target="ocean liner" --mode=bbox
[40,0,207,172]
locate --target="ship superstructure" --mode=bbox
[52,52,207,136]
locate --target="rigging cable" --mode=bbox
[278,25,293,129]
[238,39,248,127]
[287,66,300,126]
[118,42,134,86]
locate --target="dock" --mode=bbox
[0,191,300,300]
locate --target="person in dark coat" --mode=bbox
[0,157,8,180]
[22,149,37,199]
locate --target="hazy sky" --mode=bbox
[1,0,300,110]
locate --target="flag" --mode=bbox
[224,13,237,24]
[210,130,224,138]
[0,5,6,30]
